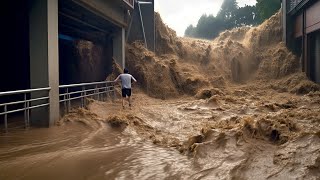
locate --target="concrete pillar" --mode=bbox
[113,28,125,69]
[29,0,59,127]
[315,33,320,83]
[303,11,307,72]
[282,0,287,43]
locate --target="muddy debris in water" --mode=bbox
[105,58,123,81]
[195,88,225,99]
[57,108,99,125]
[106,115,129,129]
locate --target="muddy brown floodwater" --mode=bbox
[1,87,319,179]
[1,10,320,180]
[0,99,194,179]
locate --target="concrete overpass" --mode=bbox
[0,0,155,130]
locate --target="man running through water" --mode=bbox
[114,68,137,109]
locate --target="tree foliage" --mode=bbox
[185,25,195,37]
[235,5,259,27]
[256,0,281,23]
[184,0,258,39]
[217,0,238,29]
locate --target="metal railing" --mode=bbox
[0,87,51,132]
[59,81,116,113]
[0,81,116,132]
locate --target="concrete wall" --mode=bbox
[127,0,155,52]
[113,28,126,69]
[305,0,320,34]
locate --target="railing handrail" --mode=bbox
[59,81,114,88]
[0,87,51,96]
[0,97,49,107]
[0,87,51,132]
[0,82,117,132]
[59,80,117,114]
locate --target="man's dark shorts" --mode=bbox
[122,88,132,97]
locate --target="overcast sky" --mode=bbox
[154,0,257,36]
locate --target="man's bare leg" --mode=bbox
[128,96,132,109]
[122,97,125,109]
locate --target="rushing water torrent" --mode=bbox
[0,121,194,179]
[2,10,320,179]
[1,89,319,179]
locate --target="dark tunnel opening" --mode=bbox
[58,0,116,86]
[58,35,113,85]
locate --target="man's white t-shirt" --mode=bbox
[114,74,137,89]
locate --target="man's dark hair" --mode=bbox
[124,68,129,73]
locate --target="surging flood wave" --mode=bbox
[126,11,319,99]
[1,10,320,179]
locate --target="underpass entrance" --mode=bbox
[1,0,131,130]
[58,0,118,85]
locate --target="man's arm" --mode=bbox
[131,75,137,83]
[114,75,121,82]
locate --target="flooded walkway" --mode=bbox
[0,114,193,179]
[1,88,319,179]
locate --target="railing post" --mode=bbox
[27,100,30,127]
[105,83,108,101]
[24,93,28,129]
[67,88,71,112]
[81,86,84,108]
[64,88,68,114]
[112,85,116,102]
[4,105,7,132]
[84,87,87,107]
[95,85,98,100]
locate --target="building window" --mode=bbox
[289,0,304,12]
[308,30,320,83]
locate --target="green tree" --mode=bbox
[184,0,260,39]
[234,5,259,27]
[217,0,238,29]
[256,0,281,23]
[185,25,195,37]
[217,0,238,20]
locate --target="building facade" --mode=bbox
[283,0,320,83]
